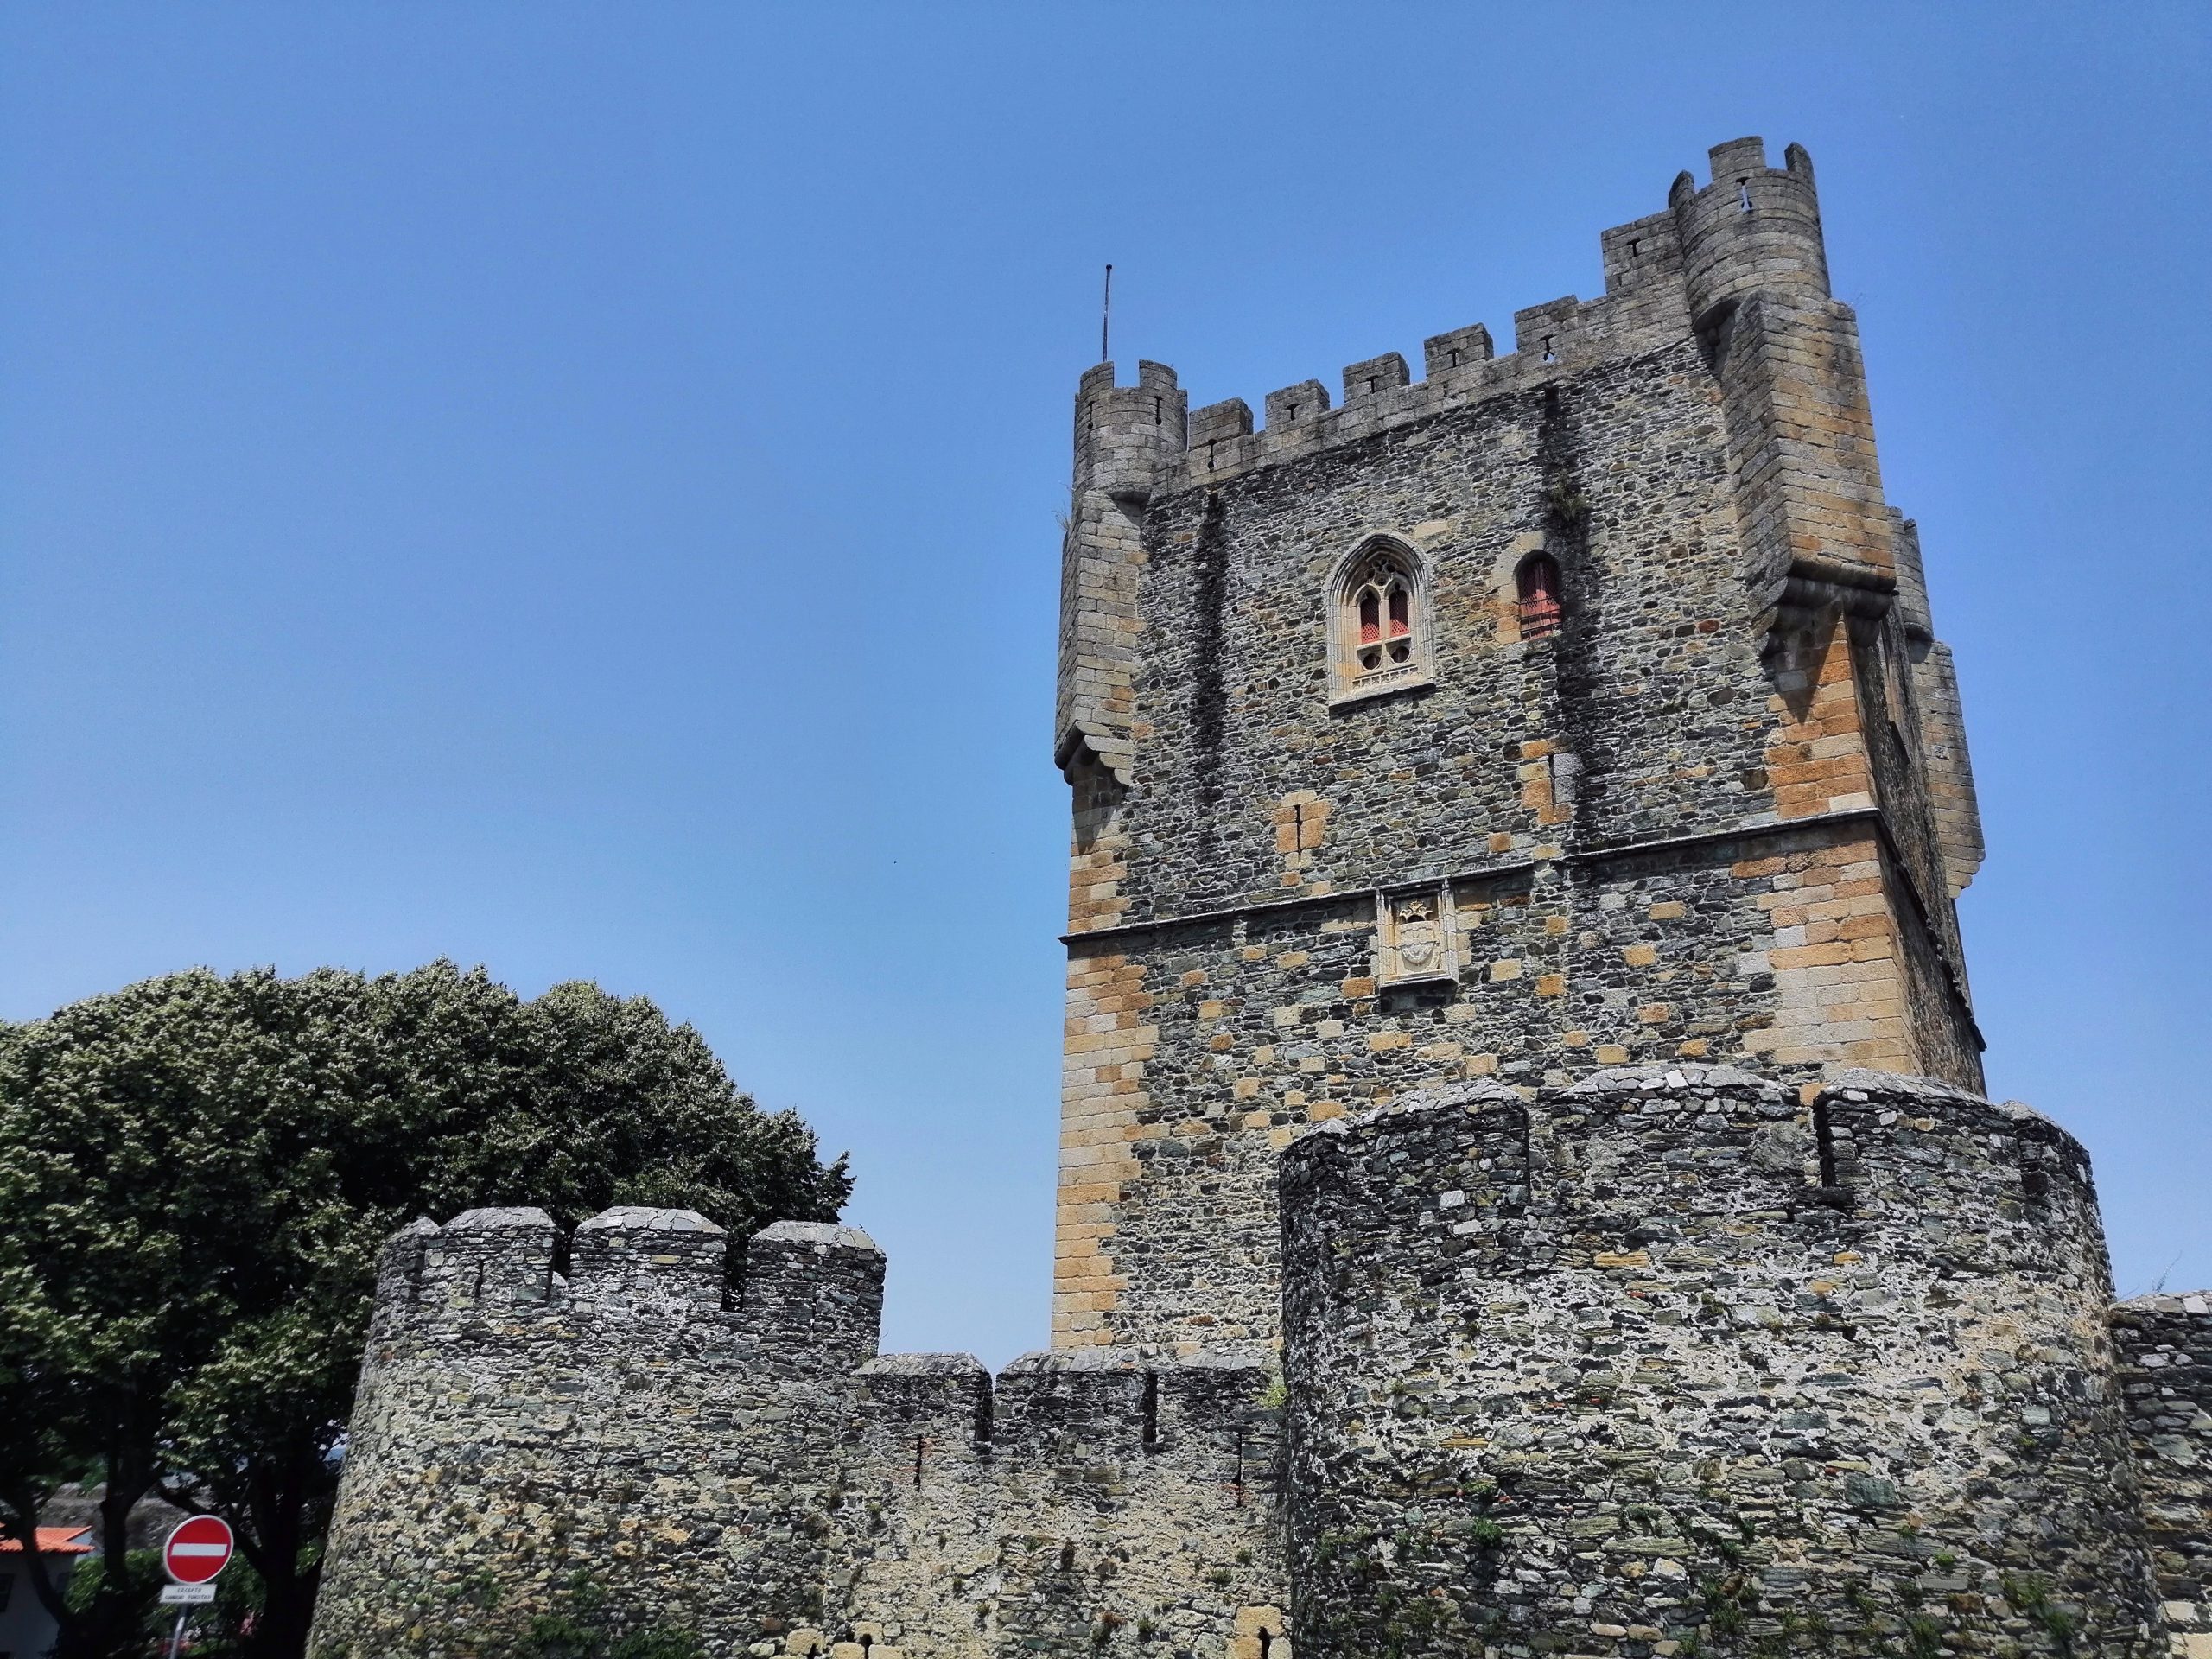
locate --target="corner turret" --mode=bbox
[1669,136,1830,327]
[1058,361,1183,796]
[1073,359,1186,504]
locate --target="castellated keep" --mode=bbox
[312,142,2210,1659]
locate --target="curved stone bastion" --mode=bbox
[1278,1065,2168,1656]
[309,1210,1290,1659]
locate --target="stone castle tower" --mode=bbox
[310,142,2210,1659]
[1051,134,1983,1355]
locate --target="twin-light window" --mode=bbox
[1328,538,1564,705]
[1349,556,1415,673]
[1329,541,1431,706]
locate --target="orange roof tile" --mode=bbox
[0,1527,93,1554]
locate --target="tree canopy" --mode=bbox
[0,962,851,1659]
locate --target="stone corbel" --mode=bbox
[1768,552,1895,645]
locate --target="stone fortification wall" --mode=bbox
[1277,1065,2165,1657]
[311,1088,2208,1659]
[2114,1294,2212,1656]
[309,1209,1283,1659]
[1051,138,1987,1352]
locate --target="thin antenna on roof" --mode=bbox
[1101,264,1113,364]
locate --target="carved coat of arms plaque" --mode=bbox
[1376,887,1459,988]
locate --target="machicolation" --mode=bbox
[314,138,2211,1659]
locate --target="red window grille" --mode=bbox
[1517,556,1563,638]
[1388,585,1410,638]
[1358,589,1381,645]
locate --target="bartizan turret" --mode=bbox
[1670,136,1831,324]
[1056,360,1187,796]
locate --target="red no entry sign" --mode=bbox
[162,1516,234,1586]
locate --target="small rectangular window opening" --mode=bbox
[1516,555,1563,639]
[1812,1097,1839,1188]
[1141,1371,1160,1452]
[1541,334,1555,363]
[1738,178,1752,213]
[972,1381,995,1446]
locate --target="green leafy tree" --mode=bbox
[0,963,849,1659]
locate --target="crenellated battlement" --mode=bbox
[365,1201,1271,1452]
[404,1205,560,1317]
[1091,283,1677,495]
[361,1195,1276,1420]
[992,1345,1274,1459]
[1069,137,1840,502]
[1815,1068,2101,1234]
[570,1205,728,1309]
[1282,1064,2101,1268]
[365,1205,887,1371]
[325,1207,1286,1659]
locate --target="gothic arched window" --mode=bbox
[1516,553,1563,639]
[1350,557,1414,671]
[1327,537,1433,705]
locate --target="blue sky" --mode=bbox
[3,4,2206,1365]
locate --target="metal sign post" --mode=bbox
[159,1516,234,1659]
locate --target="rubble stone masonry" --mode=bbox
[2115,1295,2212,1657]
[1281,1069,2164,1656]
[1053,136,1981,1351]
[312,1210,1287,1659]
